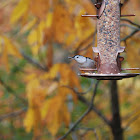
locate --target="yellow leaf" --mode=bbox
[37,20,45,46]
[75,9,94,38]
[44,64,60,79]
[53,4,74,43]
[46,96,63,135]
[44,95,70,135]
[62,104,70,126]
[31,44,40,55]
[46,12,53,28]
[126,38,140,70]
[58,87,77,103]
[41,100,52,119]
[27,29,38,45]
[24,107,41,133]
[27,21,45,55]
[24,73,36,82]
[10,0,29,24]
[3,37,22,58]
[0,36,22,71]
[26,78,46,107]
[24,108,35,132]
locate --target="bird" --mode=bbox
[68,55,96,70]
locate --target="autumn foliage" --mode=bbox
[0,0,140,140]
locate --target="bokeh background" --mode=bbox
[0,0,140,139]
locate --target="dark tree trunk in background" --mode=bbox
[110,80,123,140]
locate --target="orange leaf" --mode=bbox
[29,0,49,19]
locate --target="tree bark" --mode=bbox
[110,80,123,140]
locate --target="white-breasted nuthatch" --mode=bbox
[68,55,96,69]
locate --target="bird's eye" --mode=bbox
[77,57,79,58]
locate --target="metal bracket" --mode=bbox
[120,1,135,17]
[97,0,105,18]
[121,14,135,17]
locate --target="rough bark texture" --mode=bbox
[110,80,123,140]
[97,0,120,74]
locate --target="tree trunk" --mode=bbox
[110,80,123,140]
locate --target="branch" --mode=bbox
[120,24,140,30]
[122,106,140,120]
[58,81,100,140]
[63,80,95,95]
[121,29,140,42]
[58,106,91,140]
[81,79,95,95]
[124,113,140,130]
[0,108,27,122]
[75,127,98,140]
[92,80,100,101]
[74,29,97,54]
[64,81,111,126]
[78,94,111,126]
[0,78,27,104]
[20,50,48,71]
[121,18,140,28]
[76,29,97,53]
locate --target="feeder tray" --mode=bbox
[79,68,140,80]
[79,73,140,80]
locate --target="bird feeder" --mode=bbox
[79,0,140,80]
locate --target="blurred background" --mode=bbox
[0,0,140,139]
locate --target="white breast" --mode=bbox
[78,59,95,68]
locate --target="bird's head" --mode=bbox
[68,55,86,63]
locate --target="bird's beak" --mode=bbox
[68,57,74,59]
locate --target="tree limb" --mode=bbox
[75,127,98,140]
[20,50,48,71]
[77,93,111,127]
[0,78,27,104]
[64,82,111,127]
[58,80,100,140]
[121,18,140,28]
[120,24,140,30]
[121,29,140,42]
[124,113,140,130]
[122,106,140,120]
[74,29,97,55]
[0,108,27,122]
[76,29,97,53]
[58,105,92,140]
